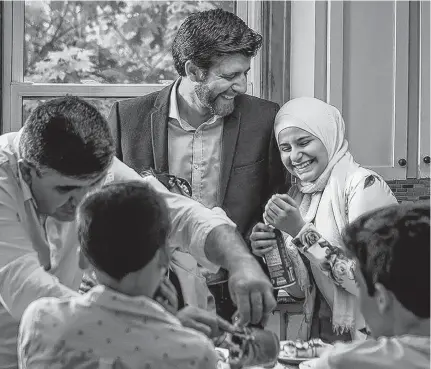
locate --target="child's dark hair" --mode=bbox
[77,181,171,281]
[343,202,430,318]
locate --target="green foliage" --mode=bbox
[22,1,234,122]
[24,1,235,84]
[22,97,122,122]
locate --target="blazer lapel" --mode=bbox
[150,84,174,173]
[219,109,241,204]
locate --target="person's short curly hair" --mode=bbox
[172,9,262,76]
[77,181,171,281]
[342,202,430,318]
[19,95,114,178]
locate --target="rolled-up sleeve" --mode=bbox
[108,158,236,273]
[0,188,77,320]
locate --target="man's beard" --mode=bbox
[195,83,235,117]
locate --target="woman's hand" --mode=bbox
[264,194,305,237]
[250,222,277,257]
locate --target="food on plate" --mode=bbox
[216,348,230,369]
[216,348,229,363]
[282,338,329,359]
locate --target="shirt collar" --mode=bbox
[169,78,222,129]
[168,78,183,123]
[13,130,34,203]
[83,285,181,325]
[17,164,34,203]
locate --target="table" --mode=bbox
[247,363,299,369]
[273,302,304,340]
[220,360,300,369]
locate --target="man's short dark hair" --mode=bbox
[19,95,114,178]
[343,202,430,318]
[172,9,262,76]
[77,181,171,281]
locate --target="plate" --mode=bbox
[278,340,333,366]
[299,359,320,369]
[278,340,308,364]
[277,355,308,365]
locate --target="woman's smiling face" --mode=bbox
[278,127,329,182]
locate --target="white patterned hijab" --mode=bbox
[274,97,349,196]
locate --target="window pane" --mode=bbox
[23,97,124,124]
[24,1,235,84]
[0,4,2,132]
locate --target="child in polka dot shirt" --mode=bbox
[17,181,219,369]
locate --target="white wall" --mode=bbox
[288,0,429,179]
[290,1,316,98]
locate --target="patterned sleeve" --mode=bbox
[197,345,219,369]
[18,299,50,368]
[291,223,358,296]
[290,172,397,295]
[18,298,101,369]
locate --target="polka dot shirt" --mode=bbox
[18,285,219,369]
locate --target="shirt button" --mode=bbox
[193,164,199,170]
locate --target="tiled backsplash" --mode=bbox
[386,178,430,203]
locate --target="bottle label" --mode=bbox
[264,229,296,289]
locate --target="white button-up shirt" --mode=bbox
[0,130,234,369]
[168,79,224,209]
[18,285,219,369]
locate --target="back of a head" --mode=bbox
[19,95,114,178]
[172,8,262,76]
[77,181,171,281]
[343,202,430,318]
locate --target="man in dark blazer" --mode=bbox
[108,9,287,322]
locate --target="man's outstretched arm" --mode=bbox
[204,224,276,325]
[109,158,276,325]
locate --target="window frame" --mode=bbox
[2,1,262,133]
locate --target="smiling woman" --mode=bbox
[251,96,398,343]
[277,127,329,183]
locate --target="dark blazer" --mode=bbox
[108,83,288,239]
